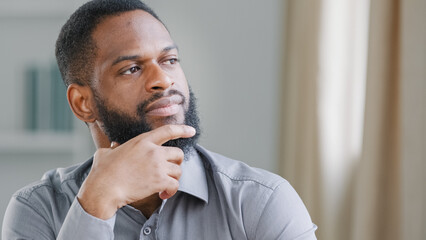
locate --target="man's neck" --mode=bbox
[89,122,112,149]
[130,194,163,218]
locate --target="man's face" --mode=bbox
[90,10,199,150]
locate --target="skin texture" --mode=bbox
[66,10,195,219]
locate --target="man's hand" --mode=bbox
[77,124,196,220]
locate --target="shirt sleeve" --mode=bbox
[2,196,116,240]
[253,181,317,240]
[2,195,56,239]
[57,198,116,240]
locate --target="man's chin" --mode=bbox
[146,115,185,129]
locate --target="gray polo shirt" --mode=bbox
[2,145,317,239]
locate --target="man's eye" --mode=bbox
[164,58,179,65]
[122,66,141,75]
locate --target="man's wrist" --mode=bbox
[77,180,119,220]
[76,194,118,220]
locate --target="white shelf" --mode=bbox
[0,131,75,154]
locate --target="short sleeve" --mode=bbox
[254,181,317,240]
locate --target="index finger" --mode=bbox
[147,125,196,145]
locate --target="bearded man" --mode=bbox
[2,0,317,239]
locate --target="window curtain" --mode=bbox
[279,0,425,239]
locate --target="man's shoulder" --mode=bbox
[12,158,92,202]
[196,145,287,191]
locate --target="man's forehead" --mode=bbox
[92,10,171,49]
[91,10,173,62]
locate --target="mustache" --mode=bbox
[136,90,186,116]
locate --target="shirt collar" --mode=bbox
[178,147,209,203]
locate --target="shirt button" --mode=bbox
[143,226,152,235]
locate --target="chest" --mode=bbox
[112,193,248,240]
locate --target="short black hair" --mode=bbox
[55,0,162,87]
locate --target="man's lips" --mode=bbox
[145,95,184,117]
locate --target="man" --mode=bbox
[2,0,317,239]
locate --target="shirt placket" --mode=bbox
[139,211,159,240]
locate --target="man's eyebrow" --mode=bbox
[162,44,179,53]
[111,55,140,66]
[111,45,178,66]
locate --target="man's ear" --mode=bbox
[67,84,96,123]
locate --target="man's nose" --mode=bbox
[144,62,173,92]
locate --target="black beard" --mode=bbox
[94,88,200,155]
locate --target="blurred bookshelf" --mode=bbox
[25,63,73,132]
[2,62,75,154]
[0,1,95,163]
[0,60,89,157]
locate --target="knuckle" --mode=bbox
[176,148,184,158]
[171,179,179,190]
[146,148,156,158]
[169,147,183,158]
[171,148,184,164]
[149,157,161,170]
[169,147,182,156]
[145,145,163,160]
[165,125,176,136]
[153,160,163,171]
[175,166,182,178]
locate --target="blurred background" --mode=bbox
[0,0,424,239]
